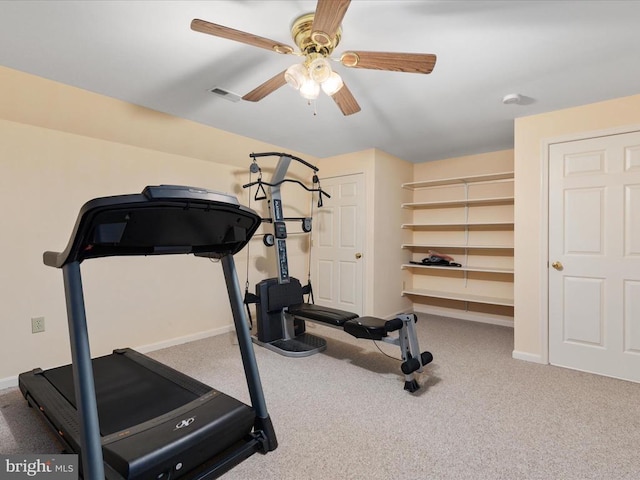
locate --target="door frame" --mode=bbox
[310,172,367,316]
[539,123,640,365]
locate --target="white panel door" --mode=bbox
[312,173,365,315]
[549,131,640,382]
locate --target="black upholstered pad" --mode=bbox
[267,280,304,312]
[343,317,389,340]
[287,303,358,327]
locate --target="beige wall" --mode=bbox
[412,150,514,180]
[0,67,317,383]
[0,119,241,380]
[514,93,640,362]
[372,149,414,317]
[0,66,304,169]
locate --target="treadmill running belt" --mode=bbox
[44,353,204,436]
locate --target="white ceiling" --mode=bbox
[1,0,640,163]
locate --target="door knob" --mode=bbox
[551,261,563,271]
[355,253,362,259]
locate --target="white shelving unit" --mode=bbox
[401,171,515,326]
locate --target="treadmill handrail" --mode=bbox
[44,185,261,268]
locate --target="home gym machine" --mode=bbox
[243,152,433,392]
[19,185,277,479]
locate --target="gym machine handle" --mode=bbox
[250,152,319,172]
[242,179,330,198]
[242,179,331,209]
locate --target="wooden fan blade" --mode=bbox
[331,82,361,116]
[340,51,437,74]
[311,0,351,47]
[191,19,295,54]
[242,71,287,102]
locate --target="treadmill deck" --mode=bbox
[19,348,258,479]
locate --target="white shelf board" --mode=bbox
[402,243,514,250]
[402,222,514,229]
[402,172,514,189]
[402,288,514,307]
[412,304,513,328]
[402,196,514,209]
[402,264,514,274]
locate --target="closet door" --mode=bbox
[549,130,640,382]
[312,173,365,316]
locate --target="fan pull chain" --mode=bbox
[307,99,318,116]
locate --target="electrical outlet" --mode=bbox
[31,316,45,334]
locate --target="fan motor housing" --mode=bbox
[291,13,341,56]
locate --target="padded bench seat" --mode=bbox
[287,302,404,342]
[287,303,358,327]
[344,316,403,341]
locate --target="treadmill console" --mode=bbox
[43,185,262,267]
[143,185,239,205]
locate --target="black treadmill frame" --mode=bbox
[20,185,277,479]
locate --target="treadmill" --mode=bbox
[19,185,277,479]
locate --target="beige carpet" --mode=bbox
[2,314,639,479]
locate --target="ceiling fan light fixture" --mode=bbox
[321,72,344,96]
[284,63,308,90]
[299,77,320,100]
[308,57,332,83]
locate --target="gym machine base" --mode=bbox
[18,185,277,479]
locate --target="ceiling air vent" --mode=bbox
[209,87,241,103]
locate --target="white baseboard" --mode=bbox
[0,375,18,391]
[0,325,234,392]
[135,325,234,354]
[512,350,546,364]
[385,311,414,320]
[412,304,514,328]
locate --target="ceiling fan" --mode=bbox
[191,0,437,116]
